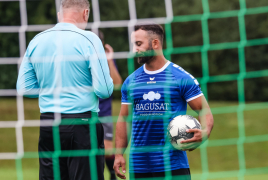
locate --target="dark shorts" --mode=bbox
[98,116,113,141]
[130,168,191,180]
[39,112,104,180]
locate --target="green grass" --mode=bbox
[0,97,268,180]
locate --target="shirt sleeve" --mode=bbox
[88,34,114,99]
[121,79,132,104]
[180,75,203,102]
[16,48,39,98]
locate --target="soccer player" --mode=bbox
[16,0,113,180]
[113,23,214,179]
[97,31,122,180]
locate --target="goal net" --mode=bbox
[0,0,268,179]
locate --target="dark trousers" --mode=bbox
[39,112,104,180]
[130,168,191,180]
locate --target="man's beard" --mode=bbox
[137,46,155,64]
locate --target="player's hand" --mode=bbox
[180,129,205,151]
[113,154,126,179]
[105,44,114,61]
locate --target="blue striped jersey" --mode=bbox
[121,61,203,173]
[17,23,113,114]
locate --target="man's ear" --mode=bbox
[152,39,160,49]
[57,12,61,22]
[84,9,89,21]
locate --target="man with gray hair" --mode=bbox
[17,0,113,179]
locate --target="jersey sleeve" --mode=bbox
[87,33,114,99]
[121,78,132,104]
[16,45,40,98]
[180,76,203,102]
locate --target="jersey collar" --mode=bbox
[143,61,171,74]
[55,23,78,29]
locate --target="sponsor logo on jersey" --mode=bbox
[147,77,156,84]
[135,91,170,112]
[143,91,161,101]
[136,103,169,111]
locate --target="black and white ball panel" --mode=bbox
[167,115,201,150]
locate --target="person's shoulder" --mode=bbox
[130,65,144,81]
[26,28,55,51]
[83,30,98,37]
[31,26,58,41]
[82,30,102,42]
[123,66,144,86]
[169,62,200,87]
[168,62,195,80]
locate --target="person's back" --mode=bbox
[16,1,113,180]
[19,23,113,113]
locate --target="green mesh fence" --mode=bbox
[1,0,268,180]
[125,0,268,179]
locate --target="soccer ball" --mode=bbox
[167,115,201,150]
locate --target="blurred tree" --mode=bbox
[0,1,20,26]
[26,0,57,25]
[99,0,129,21]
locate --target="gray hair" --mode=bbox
[61,0,90,9]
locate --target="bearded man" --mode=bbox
[113,23,214,180]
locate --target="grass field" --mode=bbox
[0,97,268,180]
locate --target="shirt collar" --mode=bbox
[55,23,78,29]
[143,61,171,75]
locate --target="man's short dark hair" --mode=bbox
[134,23,164,45]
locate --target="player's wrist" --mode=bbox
[206,130,212,138]
[114,147,124,157]
[200,129,210,141]
[115,154,124,158]
[107,58,114,62]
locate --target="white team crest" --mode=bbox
[149,77,155,81]
[143,91,161,101]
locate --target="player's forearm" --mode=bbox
[189,96,214,138]
[206,113,214,137]
[198,110,214,138]
[115,119,128,155]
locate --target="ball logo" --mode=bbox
[143,91,161,101]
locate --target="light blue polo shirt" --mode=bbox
[17,23,114,114]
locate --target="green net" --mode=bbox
[1,0,268,180]
[125,0,268,179]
